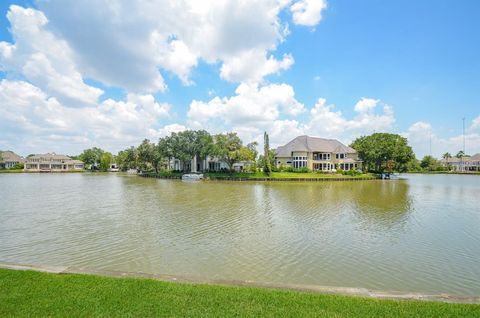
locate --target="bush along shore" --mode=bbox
[140,171,379,181]
[0,268,479,317]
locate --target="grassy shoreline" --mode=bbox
[1,269,478,317]
[142,171,378,181]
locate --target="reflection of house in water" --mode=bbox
[24,153,84,172]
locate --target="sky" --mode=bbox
[0,0,479,158]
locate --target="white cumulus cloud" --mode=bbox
[0,79,173,154]
[0,5,103,107]
[290,0,328,26]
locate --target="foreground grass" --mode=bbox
[0,269,478,317]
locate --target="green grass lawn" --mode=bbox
[0,169,24,173]
[0,269,478,317]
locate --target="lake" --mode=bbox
[0,173,479,296]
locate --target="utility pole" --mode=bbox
[462,117,466,172]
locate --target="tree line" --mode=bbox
[76,130,465,174]
[78,131,264,173]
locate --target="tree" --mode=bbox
[420,155,439,171]
[79,147,104,167]
[213,132,244,171]
[195,130,214,171]
[442,152,452,170]
[456,150,465,158]
[117,147,138,171]
[170,131,197,172]
[158,136,173,170]
[263,132,272,175]
[137,139,154,171]
[405,158,422,172]
[246,141,258,172]
[350,133,415,172]
[258,149,276,172]
[99,152,113,171]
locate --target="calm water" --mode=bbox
[0,173,479,296]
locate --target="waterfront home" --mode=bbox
[275,135,362,171]
[24,153,84,172]
[440,153,480,172]
[168,156,250,172]
[0,150,24,169]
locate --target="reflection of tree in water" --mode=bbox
[351,180,413,229]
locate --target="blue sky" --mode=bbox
[0,0,479,157]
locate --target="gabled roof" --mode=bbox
[0,150,24,163]
[275,135,356,157]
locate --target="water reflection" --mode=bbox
[0,173,479,296]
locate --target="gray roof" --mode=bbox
[27,153,71,161]
[470,153,480,161]
[275,135,356,157]
[0,150,24,163]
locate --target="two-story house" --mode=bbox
[275,135,362,171]
[24,153,84,172]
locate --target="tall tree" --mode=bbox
[170,131,197,172]
[456,150,465,158]
[137,139,154,171]
[213,132,244,171]
[157,137,173,170]
[195,130,214,171]
[263,132,272,175]
[99,152,113,171]
[350,133,414,172]
[442,152,452,170]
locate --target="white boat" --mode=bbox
[182,173,204,181]
[108,164,120,172]
[382,172,400,179]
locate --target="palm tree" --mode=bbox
[456,150,465,158]
[442,152,452,170]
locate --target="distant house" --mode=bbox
[24,153,84,172]
[0,150,24,169]
[440,153,480,172]
[168,156,228,172]
[275,135,362,171]
[167,155,250,172]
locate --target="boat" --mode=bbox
[382,172,400,179]
[108,163,120,172]
[182,173,204,181]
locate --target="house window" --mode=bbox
[314,153,331,161]
[293,156,307,169]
